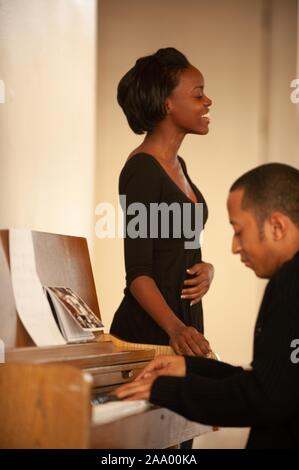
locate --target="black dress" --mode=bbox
[110,153,208,345]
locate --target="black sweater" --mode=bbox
[150,251,299,448]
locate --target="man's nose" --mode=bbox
[232,236,241,254]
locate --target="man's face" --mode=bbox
[227,189,280,279]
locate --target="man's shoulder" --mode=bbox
[275,251,299,282]
[269,251,299,299]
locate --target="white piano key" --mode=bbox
[92,400,150,425]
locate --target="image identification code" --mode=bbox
[100,454,198,466]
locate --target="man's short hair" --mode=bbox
[230,163,299,228]
[117,47,190,135]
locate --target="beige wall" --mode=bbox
[0,0,297,367]
[95,0,298,365]
[0,0,96,241]
[267,0,298,167]
[298,0,299,121]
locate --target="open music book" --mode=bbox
[45,286,104,343]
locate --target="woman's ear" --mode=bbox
[165,98,172,114]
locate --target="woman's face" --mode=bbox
[165,66,212,135]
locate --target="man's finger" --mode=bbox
[115,381,150,399]
[135,358,165,380]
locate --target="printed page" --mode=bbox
[46,286,104,331]
[9,229,66,346]
[46,287,95,343]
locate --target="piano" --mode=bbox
[0,230,211,448]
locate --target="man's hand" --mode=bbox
[181,261,214,306]
[113,355,187,401]
[113,376,156,401]
[136,355,186,381]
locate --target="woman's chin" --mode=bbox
[197,127,210,135]
[189,126,210,136]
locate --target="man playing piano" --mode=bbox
[114,163,299,449]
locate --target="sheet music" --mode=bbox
[9,229,66,346]
[92,400,150,425]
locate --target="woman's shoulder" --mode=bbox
[125,151,157,164]
[120,152,162,176]
[119,153,163,191]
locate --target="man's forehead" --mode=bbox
[227,189,253,224]
[227,189,245,211]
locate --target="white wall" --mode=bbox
[95,0,298,366]
[0,0,97,241]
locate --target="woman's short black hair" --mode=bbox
[117,47,190,134]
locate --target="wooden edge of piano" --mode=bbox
[1,335,212,449]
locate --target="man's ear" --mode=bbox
[267,213,287,241]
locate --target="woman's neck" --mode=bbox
[140,127,186,164]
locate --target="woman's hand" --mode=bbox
[169,325,211,356]
[181,261,214,306]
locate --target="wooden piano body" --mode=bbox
[0,230,209,448]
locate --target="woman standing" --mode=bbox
[110,48,214,357]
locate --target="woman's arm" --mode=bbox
[130,276,211,356]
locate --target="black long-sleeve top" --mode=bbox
[110,153,208,345]
[150,251,299,448]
